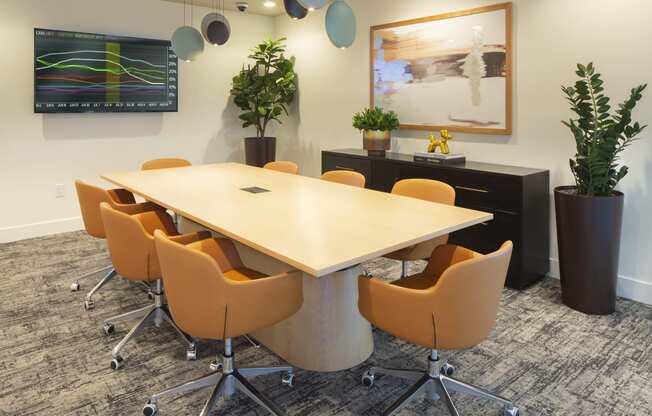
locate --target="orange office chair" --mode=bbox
[359,242,519,416]
[142,231,303,416]
[74,180,162,310]
[141,158,192,170]
[321,170,366,188]
[264,161,299,175]
[99,203,211,370]
[384,179,456,277]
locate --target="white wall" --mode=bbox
[0,0,273,241]
[274,0,652,304]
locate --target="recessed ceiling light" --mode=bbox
[263,1,276,7]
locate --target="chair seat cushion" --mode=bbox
[391,272,439,290]
[224,267,269,282]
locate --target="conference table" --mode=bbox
[102,163,493,372]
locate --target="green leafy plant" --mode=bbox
[352,107,400,132]
[562,63,647,196]
[231,38,297,138]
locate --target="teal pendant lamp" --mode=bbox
[325,0,356,49]
[171,0,204,62]
[298,0,328,10]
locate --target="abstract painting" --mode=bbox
[371,3,512,135]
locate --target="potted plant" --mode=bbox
[231,38,297,167]
[557,62,647,315]
[353,107,400,156]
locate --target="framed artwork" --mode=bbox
[370,3,513,135]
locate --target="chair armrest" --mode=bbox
[420,244,481,281]
[113,201,164,215]
[225,270,304,338]
[358,276,437,349]
[168,231,212,245]
[108,188,136,204]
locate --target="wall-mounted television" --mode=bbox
[34,28,178,113]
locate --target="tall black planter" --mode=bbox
[244,137,276,167]
[554,186,624,315]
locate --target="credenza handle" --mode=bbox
[335,165,355,171]
[455,185,490,194]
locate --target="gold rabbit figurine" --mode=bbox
[428,130,453,155]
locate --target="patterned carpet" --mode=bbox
[1,231,651,416]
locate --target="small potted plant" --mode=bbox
[557,62,647,315]
[231,38,297,167]
[352,107,400,156]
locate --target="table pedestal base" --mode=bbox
[180,219,374,372]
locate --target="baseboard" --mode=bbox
[548,258,652,306]
[0,217,83,243]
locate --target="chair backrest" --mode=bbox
[154,232,239,340]
[75,180,119,239]
[264,161,299,175]
[100,203,177,281]
[432,241,513,350]
[391,178,455,205]
[321,170,366,188]
[141,158,192,171]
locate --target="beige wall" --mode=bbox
[274,0,652,303]
[0,0,273,241]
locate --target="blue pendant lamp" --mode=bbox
[298,0,328,10]
[325,0,356,49]
[284,0,308,20]
[171,0,205,62]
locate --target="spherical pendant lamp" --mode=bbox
[171,26,205,61]
[298,0,328,10]
[201,13,231,46]
[284,0,308,20]
[325,0,356,49]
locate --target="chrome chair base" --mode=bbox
[362,350,520,416]
[70,264,113,292]
[400,260,409,278]
[82,267,118,310]
[103,281,196,370]
[143,338,294,416]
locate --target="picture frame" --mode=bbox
[370,3,513,135]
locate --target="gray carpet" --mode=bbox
[1,231,651,415]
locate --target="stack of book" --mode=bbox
[414,152,466,165]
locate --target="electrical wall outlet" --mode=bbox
[55,184,66,199]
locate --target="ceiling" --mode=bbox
[161,0,287,16]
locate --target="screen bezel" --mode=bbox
[34,28,179,114]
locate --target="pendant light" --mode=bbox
[284,0,308,20]
[202,0,231,46]
[171,0,205,62]
[298,0,328,10]
[325,0,356,49]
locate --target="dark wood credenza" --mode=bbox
[322,149,550,289]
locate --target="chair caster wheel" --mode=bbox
[84,300,95,311]
[440,363,455,376]
[186,347,197,361]
[70,282,80,292]
[504,406,520,416]
[209,360,223,372]
[103,323,115,336]
[143,401,158,416]
[281,371,295,387]
[147,292,154,300]
[110,356,124,370]
[361,370,375,387]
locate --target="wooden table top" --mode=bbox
[102,163,493,277]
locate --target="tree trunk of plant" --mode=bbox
[554,186,624,315]
[244,137,276,167]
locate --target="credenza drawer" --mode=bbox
[323,154,372,184]
[400,165,522,213]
